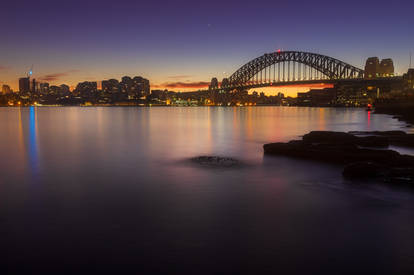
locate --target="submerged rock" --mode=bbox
[190,156,240,168]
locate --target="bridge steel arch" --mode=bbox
[226,51,364,87]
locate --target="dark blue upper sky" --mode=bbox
[1,0,413,91]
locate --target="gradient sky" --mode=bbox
[1,0,413,96]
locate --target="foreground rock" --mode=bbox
[264,131,414,184]
[190,156,240,168]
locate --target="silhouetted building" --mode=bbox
[403,69,414,89]
[74,81,98,101]
[221,78,229,88]
[60,84,70,95]
[49,85,62,95]
[19,77,30,93]
[40,83,49,94]
[120,76,150,100]
[2,84,11,94]
[365,57,380,79]
[365,57,394,78]
[209,77,219,90]
[31,79,37,93]
[379,59,394,77]
[102,79,119,93]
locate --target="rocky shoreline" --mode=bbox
[264,131,414,185]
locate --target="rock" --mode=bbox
[303,131,357,144]
[303,131,389,147]
[191,156,240,168]
[342,162,385,179]
[349,130,414,147]
[264,140,401,164]
[264,131,414,185]
[355,136,389,147]
[349,130,407,136]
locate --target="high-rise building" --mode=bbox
[102,79,119,93]
[2,84,11,94]
[364,57,380,79]
[120,76,150,100]
[19,77,30,93]
[31,78,37,93]
[74,81,98,100]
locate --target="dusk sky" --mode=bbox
[1,0,413,95]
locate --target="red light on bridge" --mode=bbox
[277,49,281,53]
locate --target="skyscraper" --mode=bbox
[19,77,30,93]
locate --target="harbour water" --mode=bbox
[1,107,414,274]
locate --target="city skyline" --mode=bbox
[1,0,414,96]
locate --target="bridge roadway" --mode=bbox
[191,77,404,93]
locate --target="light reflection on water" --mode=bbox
[0,106,414,274]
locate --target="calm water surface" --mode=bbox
[1,107,414,274]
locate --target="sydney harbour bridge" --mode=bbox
[204,51,402,92]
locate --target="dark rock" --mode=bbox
[343,162,385,179]
[355,136,389,147]
[264,131,414,185]
[349,130,406,136]
[303,131,389,147]
[349,130,414,147]
[191,156,240,168]
[264,140,402,164]
[303,131,357,144]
